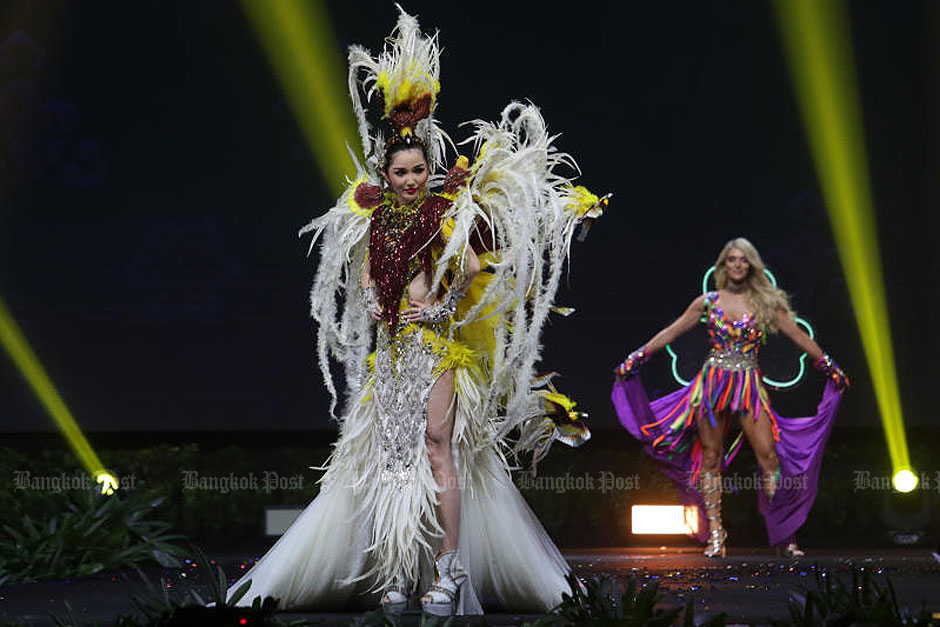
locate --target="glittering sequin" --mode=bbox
[706,349,758,372]
[704,291,764,359]
[638,291,781,485]
[372,318,450,488]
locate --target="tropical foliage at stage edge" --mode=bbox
[31,558,940,627]
[769,563,933,627]
[0,456,186,585]
[531,573,727,626]
[0,487,184,585]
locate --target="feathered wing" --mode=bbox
[435,102,606,462]
[298,157,376,418]
[302,6,454,418]
[304,8,607,451]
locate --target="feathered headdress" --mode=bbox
[347,6,450,175]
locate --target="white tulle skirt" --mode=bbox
[227,323,569,613]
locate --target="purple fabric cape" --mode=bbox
[611,375,842,546]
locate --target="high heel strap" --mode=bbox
[700,471,726,558]
[763,467,780,502]
[381,573,409,614]
[704,527,727,558]
[421,550,467,616]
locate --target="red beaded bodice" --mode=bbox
[368,192,451,334]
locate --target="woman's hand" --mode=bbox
[814,353,850,391]
[402,300,434,323]
[369,307,383,322]
[615,347,649,379]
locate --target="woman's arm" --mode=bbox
[402,245,481,323]
[358,249,381,321]
[775,310,823,362]
[776,309,850,389]
[459,245,481,287]
[644,295,708,355]
[616,295,706,376]
[359,250,373,287]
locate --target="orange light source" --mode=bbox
[631,505,699,536]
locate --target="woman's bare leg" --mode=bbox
[739,408,803,554]
[425,370,459,551]
[421,370,469,614]
[697,412,726,534]
[738,408,780,501]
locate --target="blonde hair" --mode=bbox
[714,237,793,333]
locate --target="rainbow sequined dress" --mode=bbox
[611,292,843,546]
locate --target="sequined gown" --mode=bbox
[227,193,569,613]
[611,291,843,546]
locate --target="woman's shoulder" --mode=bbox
[702,291,719,307]
[421,192,453,215]
[679,293,709,317]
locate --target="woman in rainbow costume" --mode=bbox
[227,8,604,616]
[612,238,848,558]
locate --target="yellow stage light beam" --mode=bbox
[240,0,359,196]
[0,293,117,494]
[773,0,913,480]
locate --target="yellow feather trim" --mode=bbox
[563,184,608,219]
[537,390,577,413]
[346,176,377,217]
[375,70,440,117]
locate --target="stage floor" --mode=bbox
[567,546,940,623]
[2,547,938,625]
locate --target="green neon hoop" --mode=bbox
[761,317,814,388]
[668,267,814,389]
[665,344,692,387]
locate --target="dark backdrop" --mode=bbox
[0,1,936,435]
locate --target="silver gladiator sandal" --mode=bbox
[421,550,468,616]
[380,572,409,615]
[701,471,727,558]
[763,467,780,503]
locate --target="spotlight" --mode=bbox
[774,0,914,483]
[893,469,918,493]
[95,471,119,496]
[1,293,113,493]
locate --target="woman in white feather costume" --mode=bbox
[227,7,606,616]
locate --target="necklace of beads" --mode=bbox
[377,190,427,251]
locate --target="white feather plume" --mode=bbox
[304,13,598,455]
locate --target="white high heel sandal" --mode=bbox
[380,573,409,615]
[421,550,467,616]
